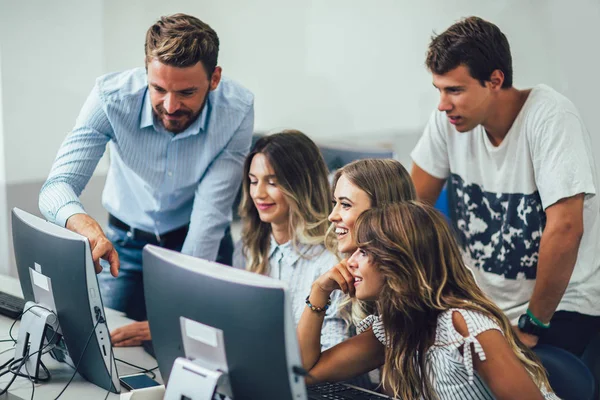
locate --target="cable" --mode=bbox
[0,356,28,396]
[53,318,100,399]
[8,357,51,381]
[0,355,14,371]
[103,338,115,400]
[0,304,59,395]
[23,352,35,400]
[115,357,159,380]
[8,304,59,346]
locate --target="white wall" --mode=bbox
[0,41,9,273]
[100,0,600,167]
[0,0,109,185]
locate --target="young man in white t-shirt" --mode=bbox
[411,16,600,356]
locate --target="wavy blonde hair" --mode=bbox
[354,202,553,399]
[325,159,417,324]
[238,130,333,275]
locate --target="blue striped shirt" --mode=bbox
[39,67,254,261]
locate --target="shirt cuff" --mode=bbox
[55,202,87,227]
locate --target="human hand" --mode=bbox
[66,213,119,276]
[111,321,151,347]
[512,325,539,348]
[314,259,355,297]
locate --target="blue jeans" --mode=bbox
[98,223,233,321]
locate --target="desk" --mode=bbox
[0,275,162,399]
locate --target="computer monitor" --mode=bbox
[143,244,307,399]
[11,208,120,393]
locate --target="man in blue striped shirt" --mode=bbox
[39,14,254,336]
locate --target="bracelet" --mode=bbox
[305,295,331,313]
[526,308,551,328]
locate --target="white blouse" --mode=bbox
[358,309,560,399]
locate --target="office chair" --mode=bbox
[582,332,600,399]
[534,344,597,400]
[434,183,450,219]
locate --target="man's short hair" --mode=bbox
[145,13,219,75]
[425,16,513,88]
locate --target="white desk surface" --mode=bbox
[0,274,162,399]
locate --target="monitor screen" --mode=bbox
[143,244,307,399]
[11,208,120,393]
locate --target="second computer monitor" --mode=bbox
[143,245,307,400]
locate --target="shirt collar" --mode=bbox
[139,88,154,129]
[139,88,210,137]
[268,236,304,267]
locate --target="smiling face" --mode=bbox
[433,64,495,133]
[248,153,290,228]
[329,174,372,254]
[147,58,221,133]
[347,248,385,301]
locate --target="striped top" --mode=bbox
[233,237,351,350]
[358,309,559,399]
[39,68,254,261]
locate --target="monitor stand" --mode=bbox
[164,357,231,400]
[13,300,60,381]
[164,317,232,399]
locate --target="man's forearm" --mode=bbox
[528,225,582,323]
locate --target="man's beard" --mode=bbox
[154,87,210,134]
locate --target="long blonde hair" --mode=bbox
[326,159,417,323]
[354,202,552,399]
[238,130,332,275]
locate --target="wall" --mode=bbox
[0,41,9,274]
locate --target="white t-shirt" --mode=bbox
[411,84,600,320]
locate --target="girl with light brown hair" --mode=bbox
[233,130,349,350]
[298,202,558,399]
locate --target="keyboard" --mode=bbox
[0,291,26,319]
[307,382,391,400]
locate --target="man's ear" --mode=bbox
[489,69,504,90]
[210,66,222,91]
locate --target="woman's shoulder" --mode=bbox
[435,307,503,344]
[356,314,387,346]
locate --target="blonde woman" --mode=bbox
[299,202,558,399]
[326,159,417,324]
[233,130,348,350]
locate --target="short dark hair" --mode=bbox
[145,13,219,75]
[425,16,513,88]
